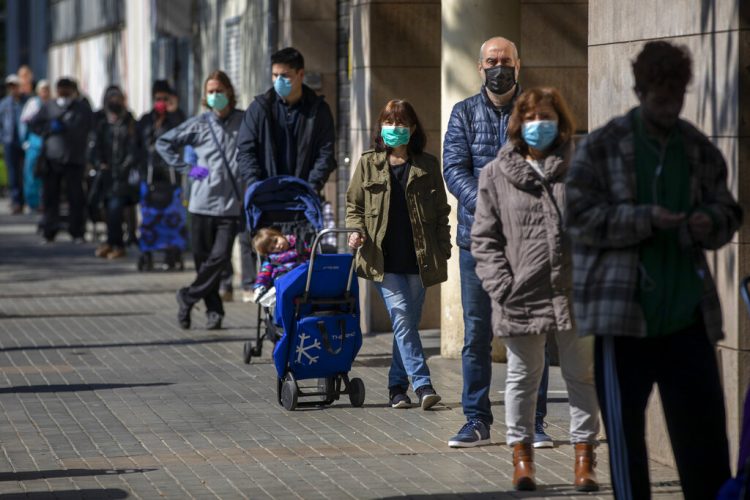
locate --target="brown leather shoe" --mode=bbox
[95,244,112,258]
[574,443,599,491]
[512,443,536,491]
[106,247,126,259]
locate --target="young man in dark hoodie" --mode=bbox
[235,47,336,192]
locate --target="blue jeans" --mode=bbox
[458,248,550,425]
[4,142,24,207]
[374,273,431,390]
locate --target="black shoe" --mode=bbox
[389,386,411,408]
[176,288,192,329]
[206,311,223,330]
[415,385,441,410]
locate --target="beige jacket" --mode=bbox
[471,142,573,337]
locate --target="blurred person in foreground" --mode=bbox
[565,41,741,499]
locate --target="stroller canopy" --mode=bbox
[244,176,324,234]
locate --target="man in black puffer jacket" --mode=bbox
[444,37,551,450]
[236,47,336,193]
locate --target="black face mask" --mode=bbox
[484,65,516,95]
[107,102,124,114]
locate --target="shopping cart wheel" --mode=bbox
[281,377,298,411]
[243,342,253,364]
[348,377,365,407]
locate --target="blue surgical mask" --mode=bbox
[274,76,292,98]
[522,120,558,151]
[381,126,410,148]
[206,92,228,111]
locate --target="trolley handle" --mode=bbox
[302,228,363,304]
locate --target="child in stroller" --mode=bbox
[250,228,311,307]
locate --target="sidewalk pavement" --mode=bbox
[0,208,682,499]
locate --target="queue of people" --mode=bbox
[4,37,740,498]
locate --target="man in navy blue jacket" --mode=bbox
[236,47,336,193]
[444,37,552,449]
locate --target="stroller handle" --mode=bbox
[304,228,363,301]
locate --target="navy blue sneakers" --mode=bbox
[533,420,554,448]
[389,386,411,408]
[448,419,491,448]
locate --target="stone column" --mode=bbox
[440,0,520,358]
[588,0,748,468]
[350,0,441,334]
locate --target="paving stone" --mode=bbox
[0,208,684,498]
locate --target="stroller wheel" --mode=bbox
[348,377,365,408]
[250,345,262,357]
[281,378,298,411]
[243,341,253,364]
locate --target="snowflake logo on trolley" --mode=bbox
[295,333,321,365]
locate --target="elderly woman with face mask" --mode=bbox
[471,87,600,492]
[157,70,244,331]
[346,99,452,411]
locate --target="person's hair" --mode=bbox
[372,99,427,155]
[102,85,124,106]
[271,47,305,71]
[506,87,575,155]
[201,70,237,110]
[252,227,285,256]
[56,77,78,91]
[35,79,49,93]
[152,79,173,97]
[632,41,692,94]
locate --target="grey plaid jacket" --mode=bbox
[565,108,742,343]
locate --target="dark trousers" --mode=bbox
[458,248,550,425]
[184,214,239,316]
[594,321,730,500]
[105,196,128,247]
[42,162,85,240]
[4,142,24,207]
[219,231,256,291]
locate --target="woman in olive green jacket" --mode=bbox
[346,99,451,410]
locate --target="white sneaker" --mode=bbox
[258,287,277,308]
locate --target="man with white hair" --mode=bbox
[443,37,552,450]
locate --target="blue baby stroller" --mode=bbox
[136,165,187,271]
[272,228,365,410]
[243,176,326,363]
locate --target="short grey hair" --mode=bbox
[478,37,519,63]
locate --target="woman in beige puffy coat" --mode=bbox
[471,87,599,492]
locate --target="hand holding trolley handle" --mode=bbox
[348,231,366,249]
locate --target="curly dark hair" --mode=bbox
[372,99,427,155]
[506,87,575,155]
[632,41,692,93]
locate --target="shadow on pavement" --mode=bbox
[0,468,156,482]
[377,483,615,498]
[0,382,173,394]
[0,489,129,499]
[0,335,244,353]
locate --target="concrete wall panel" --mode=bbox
[589,0,740,46]
[521,2,587,67]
